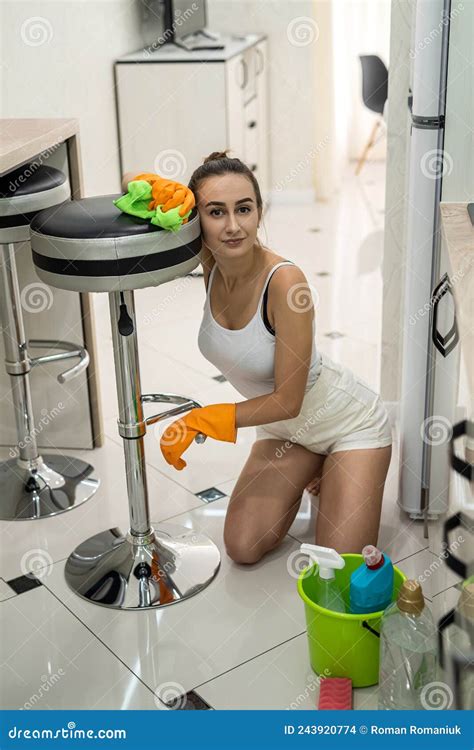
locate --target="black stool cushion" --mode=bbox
[0,165,70,236]
[30,194,186,239]
[0,164,66,198]
[29,195,202,293]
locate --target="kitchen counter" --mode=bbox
[0,118,102,447]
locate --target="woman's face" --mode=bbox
[196,173,261,258]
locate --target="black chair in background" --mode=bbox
[356,55,388,175]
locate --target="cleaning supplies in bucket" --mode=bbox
[298,553,407,687]
[349,545,394,614]
[378,579,437,710]
[300,544,346,613]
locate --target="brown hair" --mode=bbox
[188,150,263,217]
[188,151,265,264]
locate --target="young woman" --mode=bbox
[122,152,392,563]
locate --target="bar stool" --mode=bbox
[30,195,220,610]
[0,164,99,520]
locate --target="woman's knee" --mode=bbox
[224,528,277,565]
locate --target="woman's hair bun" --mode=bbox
[203,150,230,164]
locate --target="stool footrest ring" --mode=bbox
[141,393,207,443]
[29,339,90,383]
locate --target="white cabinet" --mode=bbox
[115,35,270,202]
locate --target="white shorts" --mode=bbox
[255,352,393,455]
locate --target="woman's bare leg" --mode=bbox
[315,445,392,553]
[224,438,326,564]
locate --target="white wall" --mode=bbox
[1,1,145,196]
[209,0,317,195]
[1,0,390,199]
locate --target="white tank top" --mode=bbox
[197,261,322,399]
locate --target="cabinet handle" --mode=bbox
[255,47,264,76]
[449,419,474,482]
[238,59,248,89]
[248,120,257,129]
[431,272,459,358]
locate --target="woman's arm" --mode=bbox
[235,265,314,429]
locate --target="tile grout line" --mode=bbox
[192,630,307,693]
[40,580,169,709]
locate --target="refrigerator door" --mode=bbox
[398,0,453,519]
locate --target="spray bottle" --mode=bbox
[300,543,346,613]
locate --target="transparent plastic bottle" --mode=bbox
[318,576,346,613]
[378,580,437,710]
[300,543,346,613]
[441,583,474,710]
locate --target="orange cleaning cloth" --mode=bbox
[160,403,237,470]
[132,172,195,217]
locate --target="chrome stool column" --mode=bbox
[30,196,220,610]
[0,164,99,520]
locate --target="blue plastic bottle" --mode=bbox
[350,545,394,614]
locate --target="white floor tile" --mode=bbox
[197,632,379,711]
[0,578,16,602]
[0,586,164,710]
[394,547,462,600]
[41,497,307,698]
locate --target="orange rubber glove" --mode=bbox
[160,403,237,470]
[132,172,195,217]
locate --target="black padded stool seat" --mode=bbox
[30,195,202,292]
[0,165,70,244]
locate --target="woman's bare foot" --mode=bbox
[305,475,321,496]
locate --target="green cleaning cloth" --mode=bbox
[114,180,192,232]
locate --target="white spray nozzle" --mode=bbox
[300,543,345,580]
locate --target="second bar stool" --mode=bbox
[0,164,100,520]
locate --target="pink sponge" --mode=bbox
[318,678,353,710]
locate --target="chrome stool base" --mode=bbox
[0,454,99,521]
[64,522,220,610]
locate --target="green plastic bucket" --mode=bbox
[297,553,407,688]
